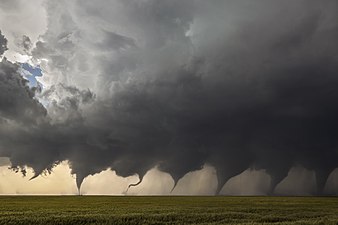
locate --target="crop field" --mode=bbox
[0,196,337,225]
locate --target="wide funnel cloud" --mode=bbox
[0,0,338,195]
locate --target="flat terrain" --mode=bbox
[0,196,337,224]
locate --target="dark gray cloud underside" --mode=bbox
[0,30,7,56]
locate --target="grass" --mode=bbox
[0,196,337,224]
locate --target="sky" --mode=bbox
[0,0,337,195]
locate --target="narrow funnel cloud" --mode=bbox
[126,177,143,193]
[0,0,338,195]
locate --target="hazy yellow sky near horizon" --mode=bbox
[1,160,337,195]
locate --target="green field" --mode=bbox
[0,196,337,225]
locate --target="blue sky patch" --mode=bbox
[20,63,43,88]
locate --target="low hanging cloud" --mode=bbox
[0,0,338,195]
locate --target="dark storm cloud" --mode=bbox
[0,31,47,174]
[0,49,46,124]
[1,0,338,195]
[0,30,7,56]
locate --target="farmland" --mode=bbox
[0,196,337,224]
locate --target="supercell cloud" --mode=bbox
[0,0,338,195]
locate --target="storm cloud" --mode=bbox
[0,30,7,56]
[0,0,338,195]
